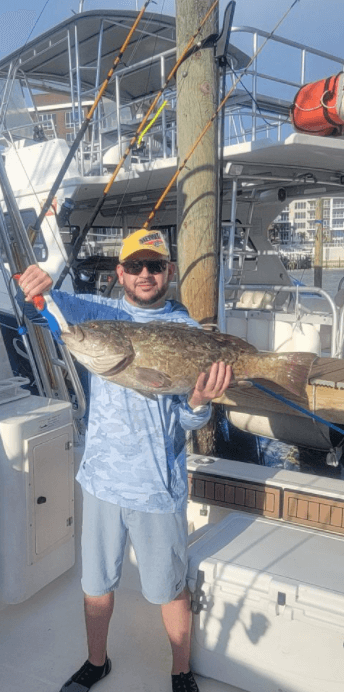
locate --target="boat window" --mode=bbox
[1,209,48,263]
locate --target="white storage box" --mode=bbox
[187,512,344,692]
[0,395,75,603]
[0,376,31,405]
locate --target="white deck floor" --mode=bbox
[0,482,244,692]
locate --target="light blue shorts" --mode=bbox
[81,489,188,604]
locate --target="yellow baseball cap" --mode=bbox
[119,228,170,262]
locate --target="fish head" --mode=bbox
[61,320,134,378]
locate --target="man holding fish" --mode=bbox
[18,228,232,692]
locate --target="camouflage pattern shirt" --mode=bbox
[51,291,212,513]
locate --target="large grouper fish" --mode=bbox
[60,319,316,398]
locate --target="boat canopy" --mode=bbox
[0,9,176,102]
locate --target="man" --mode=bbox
[18,229,232,692]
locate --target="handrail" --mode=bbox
[0,155,86,419]
[2,19,344,161]
[227,283,339,357]
[231,26,344,64]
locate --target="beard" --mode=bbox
[124,278,169,307]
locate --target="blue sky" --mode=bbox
[0,0,343,62]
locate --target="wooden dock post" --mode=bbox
[176,0,219,324]
[176,0,219,455]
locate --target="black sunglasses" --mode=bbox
[121,259,168,275]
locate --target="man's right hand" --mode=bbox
[17,265,53,302]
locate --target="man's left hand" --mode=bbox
[188,362,233,409]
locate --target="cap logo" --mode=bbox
[139,232,164,248]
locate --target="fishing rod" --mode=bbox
[29,0,152,239]
[54,0,220,289]
[142,0,300,228]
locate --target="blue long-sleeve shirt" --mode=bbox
[37,291,212,513]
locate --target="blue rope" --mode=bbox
[251,381,344,437]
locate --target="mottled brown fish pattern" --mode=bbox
[61,320,316,398]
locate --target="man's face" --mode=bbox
[116,251,175,308]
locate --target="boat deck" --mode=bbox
[0,482,244,692]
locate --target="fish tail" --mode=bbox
[252,352,316,398]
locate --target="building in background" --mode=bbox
[30,92,92,143]
[273,197,344,246]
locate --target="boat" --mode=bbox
[2,4,344,692]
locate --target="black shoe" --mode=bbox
[59,657,112,692]
[172,671,199,692]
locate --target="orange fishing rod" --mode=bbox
[54,0,220,289]
[32,0,152,234]
[101,0,220,197]
[143,0,300,228]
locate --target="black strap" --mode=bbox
[321,73,343,134]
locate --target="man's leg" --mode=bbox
[128,509,199,690]
[58,592,113,692]
[58,492,126,691]
[161,588,191,674]
[85,591,114,666]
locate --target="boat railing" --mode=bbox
[0,156,87,425]
[93,26,344,168]
[224,26,344,145]
[1,24,344,174]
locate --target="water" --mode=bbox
[289,268,344,299]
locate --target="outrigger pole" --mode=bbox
[54,0,220,289]
[30,0,152,239]
[142,0,301,228]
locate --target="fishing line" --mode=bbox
[100,0,220,192]
[125,46,207,233]
[251,380,344,439]
[118,20,207,232]
[0,0,53,111]
[5,2,157,272]
[54,0,220,288]
[143,0,300,227]
[122,14,208,232]
[230,67,291,134]
[31,0,153,235]
[99,0,171,232]
[22,0,52,47]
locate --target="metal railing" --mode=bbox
[0,155,86,421]
[1,26,344,172]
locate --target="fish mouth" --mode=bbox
[62,324,85,343]
[61,323,135,378]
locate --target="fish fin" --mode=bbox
[261,352,316,398]
[134,367,172,389]
[132,389,158,400]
